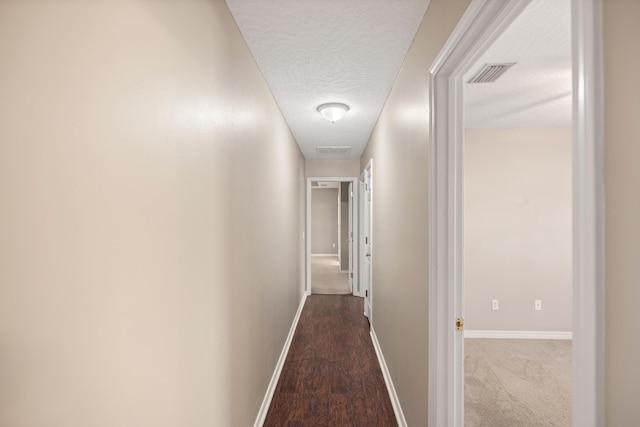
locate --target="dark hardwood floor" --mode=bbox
[264,295,398,426]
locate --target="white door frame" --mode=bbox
[337,183,342,269]
[360,160,373,320]
[427,1,604,426]
[348,181,355,292]
[306,177,359,296]
[359,178,366,299]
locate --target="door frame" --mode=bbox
[360,160,373,320]
[347,182,355,291]
[306,177,359,296]
[427,0,604,426]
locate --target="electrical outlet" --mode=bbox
[535,300,542,311]
[492,299,499,311]
[332,243,336,248]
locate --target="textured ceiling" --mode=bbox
[225,0,430,159]
[464,0,572,128]
[226,0,571,160]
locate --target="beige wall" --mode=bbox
[464,129,572,332]
[603,0,640,424]
[306,158,360,177]
[0,1,305,426]
[311,188,339,254]
[359,0,471,424]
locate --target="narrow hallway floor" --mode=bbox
[264,295,397,426]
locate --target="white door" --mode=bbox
[359,179,365,298]
[362,161,373,319]
[348,182,354,293]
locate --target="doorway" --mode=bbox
[462,0,573,425]
[360,160,373,320]
[306,177,359,297]
[428,0,603,426]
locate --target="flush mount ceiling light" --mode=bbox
[317,103,349,123]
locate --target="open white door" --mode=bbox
[358,179,365,298]
[348,182,354,294]
[362,160,373,320]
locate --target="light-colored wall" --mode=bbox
[340,182,350,271]
[0,1,305,426]
[359,0,471,424]
[603,1,640,424]
[306,158,360,177]
[464,129,572,332]
[311,188,339,254]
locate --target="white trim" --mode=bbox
[358,177,365,298]
[306,179,311,296]
[338,182,342,268]
[464,330,573,340]
[311,253,339,257]
[310,185,341,190]
[370,327,407,427]
[361,160,373,320]
[253,293,307,427]
[307,177,359,296]
[571,0,605,426]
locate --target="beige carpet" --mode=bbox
[311,256,350,295]
[465,338,572,427]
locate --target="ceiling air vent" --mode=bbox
[468,63,516,84]
[316,145,352,156]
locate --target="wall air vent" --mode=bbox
[316,145,352,156]
[468,63,516,83]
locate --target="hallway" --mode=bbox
[0,0,634,425]
[264,295,397,426]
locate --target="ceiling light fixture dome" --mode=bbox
[317,102,349,123]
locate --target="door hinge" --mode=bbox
[455,317,464,331]
[366,290,368,297]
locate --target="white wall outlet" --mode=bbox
[492,299,499,311]
[332,243,336,248]
[535,299,542,311]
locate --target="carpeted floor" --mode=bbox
[311,256,350,295]
[465,338,572,427]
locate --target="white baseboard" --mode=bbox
[253,293,307,427]
[311,253,338,257]
[370,327,408,427]
[464,330,573,340]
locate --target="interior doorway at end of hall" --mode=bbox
[307,177,359,297]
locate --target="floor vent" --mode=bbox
[316,145,352,156]
[468,63,516,83]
